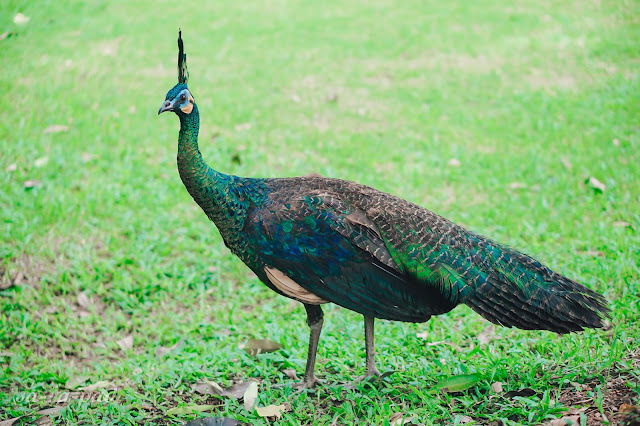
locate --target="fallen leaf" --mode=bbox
[0,32,10,41]
[182,417,242,426]
[255,404,286,419]
[620,403,639,414]
[612,138,620,146]
[193,380,225,395]
[561,158,572,169]
[491,381,503,393]
[243,381,258,411]
[80,380,117,391]
[291,94,301,103]
[327,93,339,103]
[116,335,133,351]
[65,375,90,389]
[43,124,69,134]
[448,158,461,167]
[434,373,482,393]
[508,182,527,189]
[155,340,181,357]
[81,152,96,163]
[458,415,474,424]
[505,388,537,398]
[35,407,62,417]
[416,332,428,339]
[14,13,30,24]
[243,338,282,356]
[585,176,605,192]
[235,123,251,131]
[548,415,579,426]
[166,404,218,415]
[478,324,496,345]
[24,180,42,189]
[389,412,413,425]
[6,163,17,172]
[77,292,91,309]
[193,379,258,400]
[282,368,298,381]
[613,221,631,228]
[576,250,604,257]
[34,157,49,168]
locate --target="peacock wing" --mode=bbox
[243,190,449,321]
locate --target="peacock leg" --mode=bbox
[300,304,324,388]
[364,315,381,378]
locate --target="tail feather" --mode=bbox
[464,275,609,334]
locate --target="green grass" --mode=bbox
[1,0,639,424]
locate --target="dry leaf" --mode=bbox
[116,335,133,351]
[586,176,605,192]
[448,158,461,167]
[14,13,30,24]
[43,124,69,134]
[478,324,496,345]
[235,123,251,131]
[561,158,572,169]
[458,415,474,424]
[282,368,299,381]
[612,138,620,146]
[613,221,631,228]
[80,380,117,391]
[183,418,242,426]
[77,292,91,309]
[389,412,413,426]
[620,403,639,414]
[491,381,503,393]
[155,340,181,357]
[576,250,604,257]
[508,182,527,189]
[548,415,579,426]
[0,32,10,41]
[81,152,96,163]
[34,157,49,168]
[291,94,301,103]
[65,375,90,389]
[24,180,42,189]
[6,163,17,172]
[416,332,428,339]
[243,338,282,356]
[243,381,258,411]
[193,379,258,400]
[256,404,286,419]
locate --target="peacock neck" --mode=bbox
[176,103,257,243]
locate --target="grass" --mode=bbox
[1,0,639,424]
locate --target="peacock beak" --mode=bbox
[158,100,173,115]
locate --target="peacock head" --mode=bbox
[158,30,195,116]
[158,83,195,116]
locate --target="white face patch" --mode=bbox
[264,266,328,305]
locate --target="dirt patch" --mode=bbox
[557,353,640,425]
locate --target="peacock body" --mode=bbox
[159,33,610,388]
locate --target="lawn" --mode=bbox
[1,0,639,424]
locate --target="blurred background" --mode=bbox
[1,0,638,424]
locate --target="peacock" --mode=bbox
[158,32,610,388]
